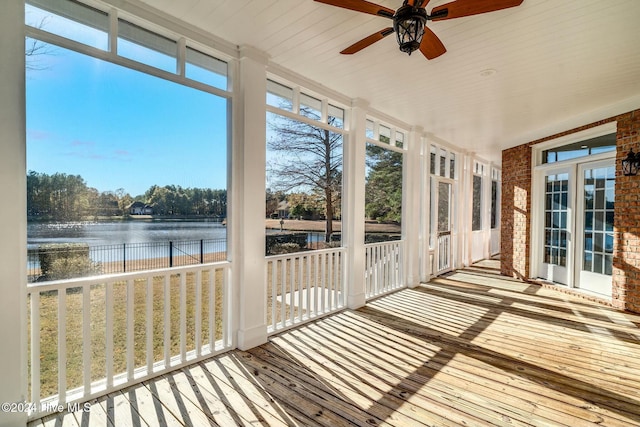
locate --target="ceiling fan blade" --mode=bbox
[341,27,394,54]
[419,26,446,59]
[430,0,524,21]
[314,0,394,18]
[418,0,432,8]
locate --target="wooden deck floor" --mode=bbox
[31,260,640,426]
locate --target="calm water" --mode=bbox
[27,219,227,249]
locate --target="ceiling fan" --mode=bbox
[314,0,524,59]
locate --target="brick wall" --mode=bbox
[501,144,531,279]
[500,109,640,313]
[613,110,640,312]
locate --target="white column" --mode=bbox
[420,138,432,282]
[0,2,28,427]
[230,46,268,350]
[404,127,423,288]
[464,154,474,266]
[344,99,367,308]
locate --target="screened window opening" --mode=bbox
[366,119,375,140]
[26,0,109,50]
[328,104,344,129]
[300,93,322,120]
[379,125,391,144]
[266,79,293,111]
[26,40,229,283]
[118,19,177,73]
[365,143,403,243]
[185,47,228,90]
[266,111,344,254]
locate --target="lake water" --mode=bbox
[27,219,227,249]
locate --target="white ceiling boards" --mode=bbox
[132,0,640,162]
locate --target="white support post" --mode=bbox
[420,138,432,282]
[404,127,423,288]
[230,46,269,350]
[344,99,368,308]
[463,154,474,267]
[0,2,28,426]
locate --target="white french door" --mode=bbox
[574,160,615,297]
[432,179,454,275]
[538,167,574,285]
[535,158,614,297]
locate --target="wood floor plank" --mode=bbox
[72,399,114,427]
[183,360,295,427]
[334,310,639,426]
[276,319,563,427]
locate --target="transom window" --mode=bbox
[26,0,228,90]
[266,79,345,129]
[542,133,616,164]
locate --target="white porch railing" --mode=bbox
[437,232,451,273]
[365,240,404,299]
[26,262,232,419]
[266,248,345,334]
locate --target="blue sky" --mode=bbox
[26,41,228,197]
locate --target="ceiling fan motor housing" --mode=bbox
[393,4,428,55]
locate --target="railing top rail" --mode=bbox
[265,246,346,261]
[27,260,231,293]
[364,239,404,249]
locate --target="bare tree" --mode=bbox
[25,15,55,71]
[267,111,342,242]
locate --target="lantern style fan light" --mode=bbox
[315,0,524,59]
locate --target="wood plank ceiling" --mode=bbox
[136,0,640,162]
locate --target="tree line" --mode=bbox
[27,171,227,221]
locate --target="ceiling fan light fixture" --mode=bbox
[393,4,427,55]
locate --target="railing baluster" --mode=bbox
[305,255,311,320]
[180,272,187,362]
[163,274,170,369]
[327,252,333,310]
[297,255,303,322]
[58,289,67,405]
[270,261,276,330]
[146,277,153,375]
[289,257,297,324]
[126,279,134,382]
[82,285,91,396]
[222,265,231,348]
[208,268,215,352]
[280,259,286,329]
[195,270,202,357]
[106,281,114,389]
[30,291,41,407]
[313,253,319,316]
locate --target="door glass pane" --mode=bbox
[438,182,450,233]
[582,166,615,276]
[544,173,569,267]
[472,175,482,231]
